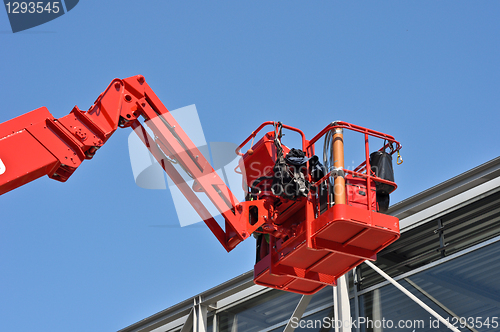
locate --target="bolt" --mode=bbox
[137,75,145,84]
[114,82,121,89]
[75,128,87,140]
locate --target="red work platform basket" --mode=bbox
[237,121,402,295]
[253,204,400,294]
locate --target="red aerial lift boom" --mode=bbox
[0,75,403,294]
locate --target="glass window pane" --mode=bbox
[267,307,334,332]
[359,240,500,332]
[217,290,302,332]
[306,286,333,313]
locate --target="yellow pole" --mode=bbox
[333,126,346,205]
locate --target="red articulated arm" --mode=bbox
[0,75,267,251]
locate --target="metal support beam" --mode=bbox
[212,313,217,332]
[371,289,382,332]
[283,295,314,332]
[364,260,460,332]
[193,296,207,332]
[352,270,360,332]
[435,218,447,258]
[333,275,352,332]
[180,308,193,332]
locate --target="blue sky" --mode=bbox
[1,1,499,331]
